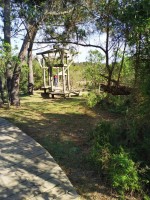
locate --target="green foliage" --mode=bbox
[20,64,28,94]
[86,90,131,113]
[0,43,19,80]
[86,50,104,64]
[19,59,43,93]
[86,91,106,108]
[86,92,99,108]
[106,95,131,114]
[121,57,135,86]
[70,63,85,89]
[84,63,102,88]
[112,56,135,87]
[84,50,105,89]
[144,195,150,200]
[89,120,127,152]
[109,149,140,198]
[89,121,120,169]
[33,59,43,89]
[0,43,20,102]
[88,119,150,198]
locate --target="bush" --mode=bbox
[100,94,131,114]
[86,91,106,108]
[90,120,127,151]
[109,149,140,198]
[88,120,144,198]
[89,120,122,171]
[86,92,99,108]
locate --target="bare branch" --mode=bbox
[34,40,106,53]
[100,73,117,84]
[32,45,51,51]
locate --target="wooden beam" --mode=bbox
[61,50,66,93]
[67,65,70,91]
[36,48,69,55]
[43,67,46,87]
[50,66,53,91]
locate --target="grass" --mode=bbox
[0,91,119,200]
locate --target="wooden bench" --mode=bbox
[50,92,70,98]
[41,86,51,94]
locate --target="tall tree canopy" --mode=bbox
[2,0,78,105]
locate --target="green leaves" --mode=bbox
[109,149,140,196]
[88,119,150,198]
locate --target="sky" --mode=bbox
[0,16,104,63]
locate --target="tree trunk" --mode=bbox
[4,0,12,105]
[134,33,142,87]
[28,49,34,95]
[6,63,13,102]
[106,25,112,87]
[0,77,4,104]
[11,63,21,106]
[4,0,11,44]
[107,70,113,87]
[11,26,36,105]
[117,42,126,85]
[27,26,37,95]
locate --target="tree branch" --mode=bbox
[34,40,106,53]
[100,73,117,84]
[46,8,74,16]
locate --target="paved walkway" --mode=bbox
[0,118,79,200]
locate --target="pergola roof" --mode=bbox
[36,48,69,55]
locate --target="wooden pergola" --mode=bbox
[36,47,74,98]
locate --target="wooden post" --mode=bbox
[62,66,65,93]
[57,67,59,86]
[43,68,46,87]
[61,49,66,93]
[65,53,70,91]
[50,66,53,91]
[67,66,70,91]
[42,59,46,87]
[48,67,51,86]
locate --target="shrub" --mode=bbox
[144,195,150,200]
[100,94,131,114]
[89,120,121,172]
[86,92,98,108]
[89,120,142,198]
[86,91,106,108]
[108,149,140,198]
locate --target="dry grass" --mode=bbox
[0,91,119,200]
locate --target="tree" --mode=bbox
[4,0,11,45]
[89,0,128,87]
[1,0,12,102]
[39,0,128,89]
[10,0,77,105]
[84,50,105,88]
[4,0,12,94]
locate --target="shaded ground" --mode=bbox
[0,92,122,200]
[0,118,78,200]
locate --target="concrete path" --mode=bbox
[0,118,79,200]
